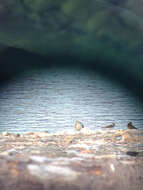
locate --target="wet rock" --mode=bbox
[80,127,93,135]
[33,132,49,138]
[116,135,122,141]
[126,151,139,157]
[0,149,18,156]
[0,129,142,189]
[8,148,18,155]
[113,130,136,143]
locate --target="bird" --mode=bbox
[104,123,115,128]
[75,120,84,131]
[127,122,137,129]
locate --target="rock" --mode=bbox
[7,149,18,155]
[115,135,122,141]
[30,150,41,155]
[122,132,135,143]
[66,150,78,157]
[10,134,21,140]
[64,136,74,146]
[0,149,18,156]
[113,130,135,143]
[81,127,92,135]
[27,132,34,135]
[34,132,40,138]
[33,132,49,138]
[38,132,49,137]
[0,151,10,156]
[15,133,20,137]
[0,129,142,189]
[126,151,139,157]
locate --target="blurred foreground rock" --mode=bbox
[0,129,143,190]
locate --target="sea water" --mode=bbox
[0,67,143,133]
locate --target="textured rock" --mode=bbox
[0,129,143,189]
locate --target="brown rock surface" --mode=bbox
[0,129,143,190]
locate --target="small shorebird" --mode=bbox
[75,120,84,131]
[127,122,137,129]
[104,123,115,128]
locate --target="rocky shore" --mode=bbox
[0,128,143,190]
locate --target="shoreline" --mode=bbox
[0,129,143,190]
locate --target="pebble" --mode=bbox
[8,148,18,155]
[0,149,18,156]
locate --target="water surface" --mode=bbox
[0,67,143,133]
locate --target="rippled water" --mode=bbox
[0,67,143,133]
